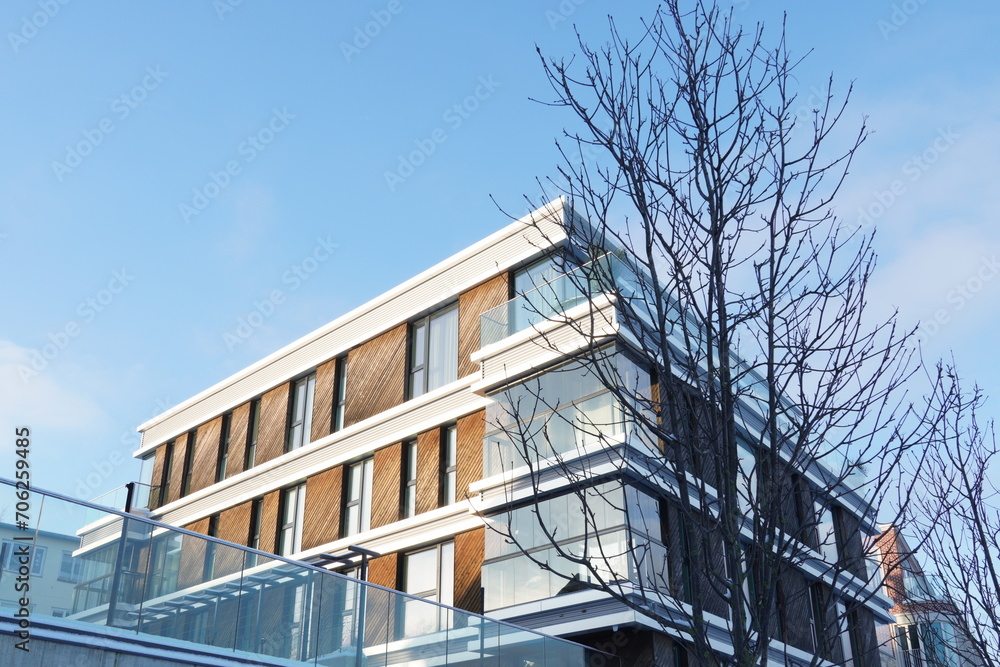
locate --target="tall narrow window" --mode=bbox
[441,425,457,506]
[401,542,454,637]
[204,515,220,579]
[334,356,348,432]
[343,458,373,536]
[403,440,417,519]
[409,305,458,398]
[216,413,232,483]
[247,497,263,567]
[180,431,196,497]
[278,485,306,556]
[287,374,316,452]
[158,440,175,507]
[246,398,261,470]
[810,584,827,655]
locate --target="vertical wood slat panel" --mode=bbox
[454,528,485,614]
[415,427,441,515]
[456,411,485,502]
[302,466,343,550]
[458,274,509,377]
[166,433,189,505]
[344,324,407,428]
[255,383,291,466]
[311,358,338,442]
[190,416,223,494]
[218,501,253,544]
[225,402,251,479]
[217,501,254,577]
[371,442,403,529]
[365,552,398,645]
[179,517,211,588]
[258,489,282,554]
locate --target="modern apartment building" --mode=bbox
[874,525,980,667]
[130,198,891,665]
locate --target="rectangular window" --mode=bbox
[204,515,220,579]
[278,485,306,557]
[180,430,196,497]
[2,542,46,576]
[343,458,373,536]
[246,398,261,470]
[409,305,458,398]
[51,608,70,618]
[216,412,232,483]
[247,498,263,567]
[334,356,348,432]
[401,542,454,637]
[441,425,457,506]
[58,551,83,583]
[157,440,175,507]
[287,374,316,452]
[403,440,417,519]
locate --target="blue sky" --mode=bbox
[1,0,997,505]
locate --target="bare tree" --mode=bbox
[482,2,948,666]
[902,369,1000,667]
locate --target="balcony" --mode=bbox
[1,477,617,666]
[902,572,947,602]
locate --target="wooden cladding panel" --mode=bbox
[371,442,403,529]
[258,489,282,554]
[166,433,189,505]
[456,411,485,501]
[415,428,441,515]
[218,501,253,546]
[365,552,399,646]
[225,402,251,479]
[255,383,291,466]
[344,324,407,428]
[458,274,509,376]
[190,416,223,494]
[302,466,342,550]
[311,359,338,442]
[179,517,210,588]
[454,528,485,614]
[216,502,253,578]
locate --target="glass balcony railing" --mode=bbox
[0,477,617,667]
[902,572,947,602]
[480,253,646,348]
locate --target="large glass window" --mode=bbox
[401,542,454,637]
[409,305,458,398]
[279,485,306,557]
[511,255,582,332]
[287,374,316,452]
[482,481,661,611]
[483,349,652,476]
[343,458,373,536]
